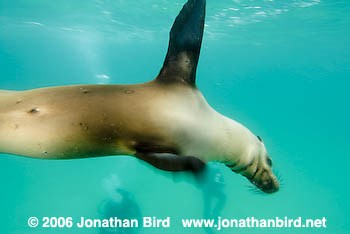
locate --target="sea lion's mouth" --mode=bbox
[255,179,280,194]
[249,169,280,194]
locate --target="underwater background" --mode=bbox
[0,0,349,233]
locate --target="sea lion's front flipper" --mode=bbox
[136,153,206,172]
[156,0,206,87]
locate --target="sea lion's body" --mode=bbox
[1,0,280,193]
[0,83,185,158]
[0,83,252,162]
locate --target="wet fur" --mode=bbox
[0,0,280,193]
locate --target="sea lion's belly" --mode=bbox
[0,84,176,158]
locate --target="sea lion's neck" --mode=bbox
[219,115,259,161]
[172,87,259,164]
[197,109,260,165]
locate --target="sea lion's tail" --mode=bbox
[156,0,206,87]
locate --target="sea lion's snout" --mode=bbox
[251,169,279,194]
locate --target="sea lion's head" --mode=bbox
[225,136,280,194]
[247,136,279,193]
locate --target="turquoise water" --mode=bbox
[0,0,349,233]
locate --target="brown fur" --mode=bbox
[0,81,193,158]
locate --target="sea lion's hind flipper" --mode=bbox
[136,153,206,172]
[156,0,206,87]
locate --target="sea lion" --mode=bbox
[0,0,279,193]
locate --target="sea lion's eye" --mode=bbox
[266,157,272,167]
[257,136,263,142]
